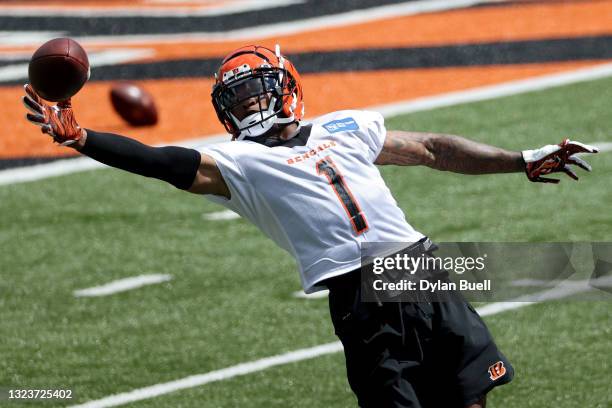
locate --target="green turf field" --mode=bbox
[1,77,611,407]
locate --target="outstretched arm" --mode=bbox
[375,131,523,174]
[376,130,598,183]
[77,130,229,196]
[22,84,229,197]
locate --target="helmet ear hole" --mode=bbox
[290,93,297,111]
[222,116,237,135]
[282,94,293,117]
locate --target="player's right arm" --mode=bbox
[376,130,598,183]
[22,84,229,197]
[375,130,524,173]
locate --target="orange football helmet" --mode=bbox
[211,44,304,141]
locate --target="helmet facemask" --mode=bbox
[212,66,297,141]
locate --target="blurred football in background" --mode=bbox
[110,83,159,126]
[28,37,90,102]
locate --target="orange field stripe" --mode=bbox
[1,60,601,159]
[59,1,612,61]
[2,1,611,57]
[2,1,611,58]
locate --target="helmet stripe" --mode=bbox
[222,48,272,64]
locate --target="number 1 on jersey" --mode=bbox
[316,156,368,235]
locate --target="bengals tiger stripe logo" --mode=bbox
[488,361,506,381]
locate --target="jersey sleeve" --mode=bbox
[316,110,387,162]
[316,110,386,162]
[356,110,387,162]
[198,142,250,211]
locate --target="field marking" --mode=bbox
[511,276,612,288]
[0,30,65,46]
[0,51,35,60]
[0,0,304,18]
[0,0,507,46]
[69,278,607,408]
[293,289,329,299]
[0,48,154,82]
[73,274,172,297]
[476,275,612,316]
[292,276,612,301]
[3,62,612,187]
[202,209,240,220]
[371,62,612,117]
[70,342,343,408]
[586,141,612,153]
[0,134,228,186]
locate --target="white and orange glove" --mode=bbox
[522,139,599,183]
[22,83,84,146]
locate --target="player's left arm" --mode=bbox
[22,83,220,193]
[375,130,598,183]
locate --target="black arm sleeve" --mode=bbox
[80,129,201,190]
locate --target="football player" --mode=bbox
[22,45,598,408]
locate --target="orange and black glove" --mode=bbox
[522,138,599,183]
[22,83,84,146]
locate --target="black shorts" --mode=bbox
[325,270,514,408]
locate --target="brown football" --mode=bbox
[28,37,90,102]
[110,83,159,126]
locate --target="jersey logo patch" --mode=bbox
[322,117,359,133]
[488,361,507,381]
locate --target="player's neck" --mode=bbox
[238,121,302,147]
[259,122,301,147]
[280,122,300,140]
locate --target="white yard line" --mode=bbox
[0,31,65,46]
[202,209,241,220]
[0,134,228,186]
[588,141,612,153]
[3,62,612,187]
[0,156,104,186]
[0,1,506,46]
[293,289,329,299]
[73,274,172,297]
[0,48,154,82]
[79,0,501,44]
[510,277,612,288]
[69,279,603,408]
[476,275,612,316]
[70,342,343,408]
[0,0,304,18]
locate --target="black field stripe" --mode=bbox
[0,0,596,38]
[0,59,29,68]
[2,35,610,87]
[0,0,413,36]
[0,0,579,37]
[0,156,77,171]
[289,36,612,72]
[4,35,609,86]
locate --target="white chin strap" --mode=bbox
[232,96,295,140]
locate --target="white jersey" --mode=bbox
[201,110,425,293]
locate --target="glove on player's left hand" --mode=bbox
[522,139,598,183]
[22,83,84,146]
